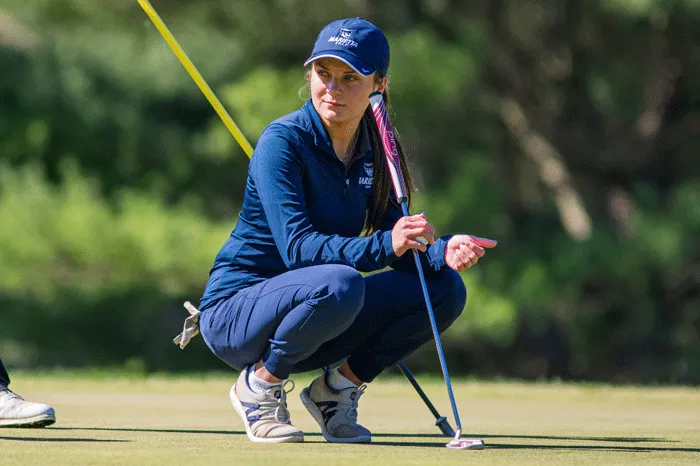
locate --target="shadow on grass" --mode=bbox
[53,427,449,438]
[50,427,688,451]
[370,434,693,451]
[53,427,244,435]
[0,436,128,443]
[49,427,696,452]
[484,443,700,453]
[471,434,673,443]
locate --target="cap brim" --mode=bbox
[303,51,375,77]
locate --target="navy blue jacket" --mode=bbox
[199,100,450,311]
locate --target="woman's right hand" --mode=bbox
[392,213,435,256]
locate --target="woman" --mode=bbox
[196,17,496,444]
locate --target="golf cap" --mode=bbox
[304,17,390,76]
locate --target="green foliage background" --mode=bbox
[1,0,698,382]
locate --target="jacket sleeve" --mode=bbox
[250,125,398,272]
[377,196,451,275]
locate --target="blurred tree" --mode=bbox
[0,0,698,382]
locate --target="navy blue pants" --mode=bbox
[199,265,466,382]
[0,358,9,386]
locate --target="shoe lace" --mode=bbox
[258,379,295,424]
[341,384,366,423]
[0,387,23,402]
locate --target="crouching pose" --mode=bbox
[192,17,496,443]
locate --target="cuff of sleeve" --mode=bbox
[381,231,398,264]
[427,235,452,271]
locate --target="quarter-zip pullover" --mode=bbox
[199,100,449,311]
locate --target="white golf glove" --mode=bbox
[173,301,201,349]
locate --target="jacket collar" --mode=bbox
[302,99,374,160]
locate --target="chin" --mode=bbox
[321,111,347,123]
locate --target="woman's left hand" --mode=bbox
[444,234,498,272]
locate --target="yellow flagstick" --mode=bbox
[137,0,254,158]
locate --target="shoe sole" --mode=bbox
[0,413,56,428]
[229,386,303,443]
[300,387,371,444]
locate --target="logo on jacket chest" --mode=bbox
[358,162,373,188]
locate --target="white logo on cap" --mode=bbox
[328,28,358,48]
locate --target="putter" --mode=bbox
[138,0,451,436]
[370,91,485,450]
[397,362,455,437]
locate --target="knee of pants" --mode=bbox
[430,269,467,330]
[314,264,365,326]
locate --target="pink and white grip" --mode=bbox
[369,92,408,202]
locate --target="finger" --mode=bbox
[414,225,435,244]
[457,244,474,261]
[408,239,427,253]
[462,242,485,257]
[451,251,462,270]
[406,217,431,229]
[399,215,425,227]
[454,247,470,267]
[405,226,429,237]
[464,251,477,268]
[406,227,435,244]
[455,253,471,271]
[468,236,498,248]
[460,247,478,265]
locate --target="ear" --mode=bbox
[374,75,388,94]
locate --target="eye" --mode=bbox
[344,75,359,82]
[317,69,329,77]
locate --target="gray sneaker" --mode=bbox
[229,369,304,443]
[300,372,371,443]
[0,387,56,428]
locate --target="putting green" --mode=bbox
[2,372,699,465]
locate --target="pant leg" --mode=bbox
[291,268,466,382]
[0,358,10,387]
[198,264,365,379]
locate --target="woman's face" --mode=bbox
[310,58,387,129]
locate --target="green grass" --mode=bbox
[2,372,699,465]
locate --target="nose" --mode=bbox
[326,76,340,93]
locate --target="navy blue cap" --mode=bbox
[304,17,390,76]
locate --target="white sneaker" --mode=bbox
[300,372,371,443]
[229,369,304,443]
[0,386,56,428]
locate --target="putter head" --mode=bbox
[446,429,485,450]
[446,438,485,450]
